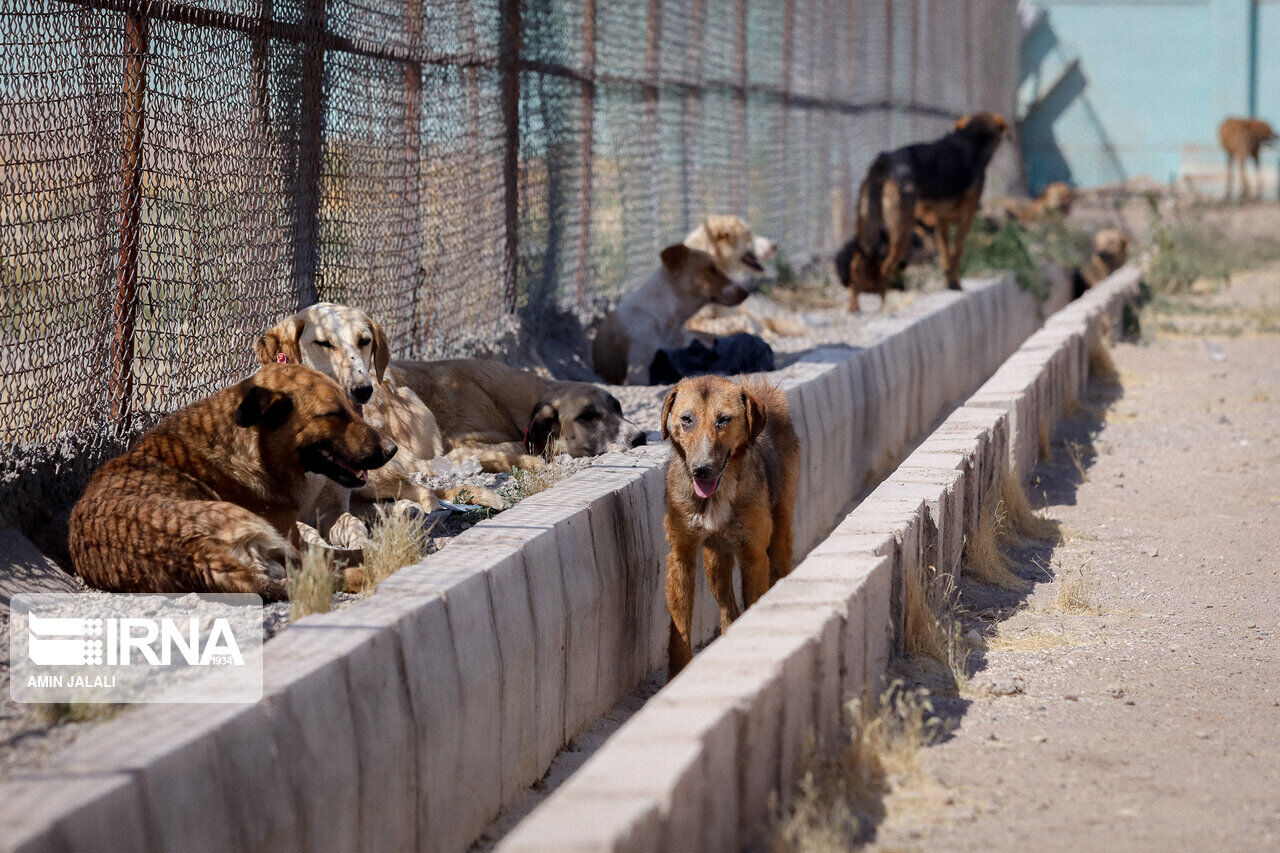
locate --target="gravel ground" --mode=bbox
[863,267,1280,850]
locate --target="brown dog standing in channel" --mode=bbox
[69,364,397,599]
[661,375,800,676]
[1220,116,1277,200]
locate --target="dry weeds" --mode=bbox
[1049,561,1097,614]
[962,502,1032,592]
[1065,440,1091,483]
[361,505,431,592]
[1088,338,1121,385]
[288,544,336,621]
[34,702,124,725]
[768,684,940,852]
[985,627,1079,653]
[997,469,1060,544]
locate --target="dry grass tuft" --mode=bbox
[1088,338,1121,385]
[768,684,939,851]
[1037,420,1051,461]
[361,505,431,592]
[962,502,1031,591]
[289,544,336,621]
[506,463,567,502]
[997,469,1060,544]
[1065,440,1091,482]
[986,628,1078,653]
[34,702,125,725]
[1051,561,1097,613]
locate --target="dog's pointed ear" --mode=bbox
[659,386,679,440]
[741,389,767,445]
[235,385,294,430]
[660,243,692,272]
[525,401,560,455]
[255,315,303,366]
[368,316,391,382]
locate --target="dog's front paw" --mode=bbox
[389,498,426,520]
[328,513,371,549]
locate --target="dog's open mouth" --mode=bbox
[741,251,764,273]
[692,475,720,499]
[306,445,368,488]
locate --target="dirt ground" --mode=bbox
[865,267,1280,850]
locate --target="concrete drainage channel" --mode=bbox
[497,267,1142,852]
[2,272,1096,853]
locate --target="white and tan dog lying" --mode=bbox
[255,303,500,546]
[592,215,776,385]
[392,358,646,473]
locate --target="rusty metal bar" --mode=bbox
[681,0,705,231]
[498,0,521,311]
[644,0,662,254]
[404,0,425,349]
[289,0,325,307]
[731,0,747,214]
[779,0,794,245]
[574,0,597,307]
[108,9,147,433]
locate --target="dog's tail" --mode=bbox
[835,153,893,288]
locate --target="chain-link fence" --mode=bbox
[0,0,1018,550]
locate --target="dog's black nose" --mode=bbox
[351,384,374,404]
[630,431,647,447]
[691,463,713,479]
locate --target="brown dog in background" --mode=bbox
[1220,117,1277,200]
[1072,228,1130,298]
[836,112,1008,311]
[69,364,396,598]
[661,375,800,676]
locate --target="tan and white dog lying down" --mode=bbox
[592,215,780,385]
[255,303,503,547]
[391,358,646,473]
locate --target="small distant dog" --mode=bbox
[69,364,397,598]
[1072,228,1130,298]
[992,181,1075,224]
[661,375,800,676]
[836,112,1008,311]
[392,358,646,472]
[1219,117,1277,200]
[256,303,501,548]
[592,215,773,385]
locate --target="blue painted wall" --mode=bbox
[1021,0,1279,192]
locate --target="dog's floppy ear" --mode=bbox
[235,385,294,430]
[659,386,679,440]
[741,389,767,445]
[367,315,391,382]
[525,401,560,455]
[255,315,303,366]
[659,243,692,272]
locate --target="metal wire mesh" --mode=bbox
[0,0,1019,543]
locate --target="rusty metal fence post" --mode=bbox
[405,0,425,347]
[499,0,521,312]
[290,0,325,309]
[108,8,147,434]
[731,0,747,216]
[574,0,596,307]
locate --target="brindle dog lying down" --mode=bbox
[69,364,397,599]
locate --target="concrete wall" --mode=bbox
[0,273,1072,853]
[496,265,1141,853]
[1020,0,1280,195]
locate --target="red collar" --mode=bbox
[276,353,288,363]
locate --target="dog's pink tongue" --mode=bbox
[693,476,719,499]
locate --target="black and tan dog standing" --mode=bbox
[837,112,1008,311]
[69,364,397,598]
[661,375,800,676]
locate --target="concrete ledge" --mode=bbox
[4,273,1076,853]
[496,269,1139,852]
